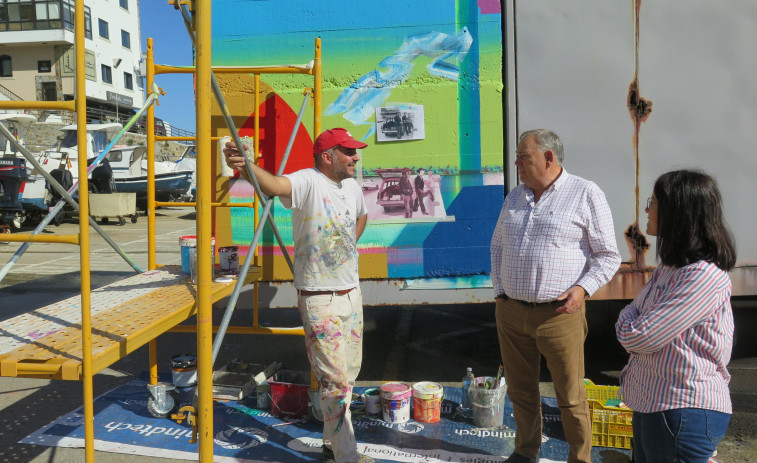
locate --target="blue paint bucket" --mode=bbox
[180,235,215,274]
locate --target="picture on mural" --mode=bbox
[360,165,448,222]
[375,105,425,142]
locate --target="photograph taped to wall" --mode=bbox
[375,105,425,142]
[362,166,450,222]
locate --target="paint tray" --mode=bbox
[212,363,262,401]
[212,360,282,401]
[269,370,310,417]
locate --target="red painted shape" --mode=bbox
[238,93,314,175]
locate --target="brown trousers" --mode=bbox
[495,298,591,463]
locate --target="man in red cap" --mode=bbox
[223,128,373,463]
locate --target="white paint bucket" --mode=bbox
[364,388,382,416]
[380,382,412,424]
[170,354,197,387]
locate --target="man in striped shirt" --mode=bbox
[490,129,621,463]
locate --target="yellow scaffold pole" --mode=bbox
[194,0,214,460]
[73,0,95,461]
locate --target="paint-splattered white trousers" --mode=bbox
[298,287,363,463]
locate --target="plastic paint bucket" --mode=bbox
[364,388,382,416]
[470,376,507,428]
[380,382,412,424]
[219,246,239,275]
[170,354,197,387]
[179,235,215,274]
[412,382,444,423]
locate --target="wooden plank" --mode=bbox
[0,266,260,380]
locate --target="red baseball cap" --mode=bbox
[313,128,367,155]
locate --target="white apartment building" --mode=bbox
[0,0,144,120]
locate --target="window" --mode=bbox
[121,29,130,49]
[61,1,91,38]
[124,72,133,90]
[0,55,11,77]
[38,60,52,72]
[84,6,91,39]
[101,64,112,84]
[119,0,128,10]
[98,18,108,39]
[0,0,69,32]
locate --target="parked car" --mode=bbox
[375,168,407,212]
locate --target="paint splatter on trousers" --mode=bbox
[298,287,364,463]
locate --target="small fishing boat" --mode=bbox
[106,145,194,204]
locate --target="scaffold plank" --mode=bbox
[0,266,260,380]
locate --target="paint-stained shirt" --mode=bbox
[489,169,620,301]
[616,261,733,413]
[281,168,367,291]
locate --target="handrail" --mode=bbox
[0,82,23,101]
[154,64,315,75]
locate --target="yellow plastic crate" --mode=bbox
[585,378,621,405]
[585,379,633,449]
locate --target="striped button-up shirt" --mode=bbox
[616,261,733,413]
[490,169,621,302]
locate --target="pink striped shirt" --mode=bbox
[490,169,620,301]
[616,261,733,413]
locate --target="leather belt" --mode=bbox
[513,299,550,307]
[299,287,355,296]
[499,293,553,307]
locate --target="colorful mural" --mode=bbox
[211,0,503,282]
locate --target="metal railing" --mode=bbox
[0,83,23,102]
[38,107,195,143]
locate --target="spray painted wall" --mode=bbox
[211,0,504,284]
[505,1,757,297]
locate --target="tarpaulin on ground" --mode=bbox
[20,378,631,462]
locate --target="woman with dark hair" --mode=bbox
[616,169,736,462]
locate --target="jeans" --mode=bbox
[633,408,730,463]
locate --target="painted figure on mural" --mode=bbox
[399,167,414,218]
[413,168,433,215]
[616,170,735,463]
[223,128,373,463]
[490,129,621,463]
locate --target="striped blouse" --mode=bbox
[616,260,734,413]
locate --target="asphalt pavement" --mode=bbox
[1,208,755,462]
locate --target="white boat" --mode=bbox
[0,113,37,158]
[9,123,192,226]
[106,144,194,203]
[0,113,38,227]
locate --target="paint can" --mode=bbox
[179,235,215,274]
[219,246,239,275]
[470,376,507,428]
[170,354,197,387]
[380,382,412,424]
[412,382,444,423]
[257,381,271,410]
[363,388,382,416]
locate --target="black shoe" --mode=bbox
[321,445,336,463]
[504,453,538,463]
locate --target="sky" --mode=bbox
[138,1,197,133]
